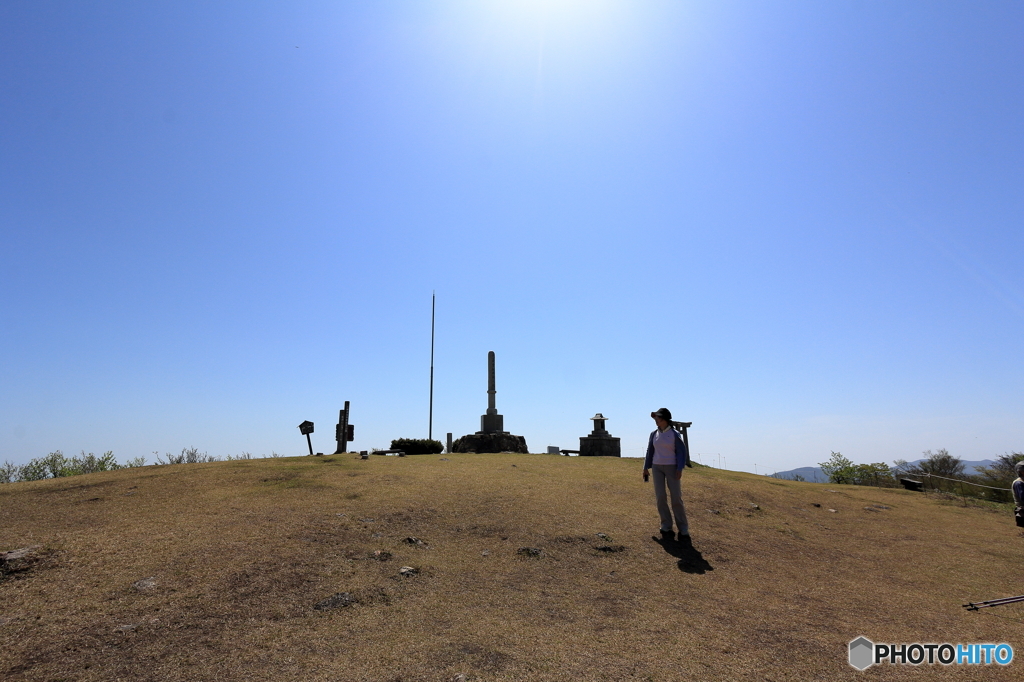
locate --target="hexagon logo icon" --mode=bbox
[849,636,874,670]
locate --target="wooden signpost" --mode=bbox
[298,420,314,456]
[334,401,354,454]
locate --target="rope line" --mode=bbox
[898,471,1012,492]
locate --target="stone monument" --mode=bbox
[579,413,621,457]
[479,351,504,434]
[452,351,528,453]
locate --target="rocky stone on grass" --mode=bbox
[594,545,626,553]
[372,550,392,561]
[313,592,359,610]
[398,566,418,577]
[0,545,41,578]
[404,536,426,546]
[0,546,40,563]
[517,547,543,558]
[132,577,157,592]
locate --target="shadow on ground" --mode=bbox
[652,536,714,575]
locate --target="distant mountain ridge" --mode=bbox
[771,459,995,482]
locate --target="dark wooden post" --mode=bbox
[672,421,693,467]
[298,421,315,456]
[335,401,350,454]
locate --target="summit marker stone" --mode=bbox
[451,350,528,453]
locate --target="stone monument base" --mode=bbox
[452,433,529,454]
[579,436,621,457]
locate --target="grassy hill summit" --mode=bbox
[2,453,1022,680]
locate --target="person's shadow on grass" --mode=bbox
[652,535,714,575]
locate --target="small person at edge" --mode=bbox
[1013,461,1024,528]
[643,407,690,542]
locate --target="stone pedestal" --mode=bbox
[480,412,504,434]
[452,433,528,454]
[579,436,621,457]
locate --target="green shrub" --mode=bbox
[819,451,856,484]
[390,438,444,455]
[42,450,71,477]
[158,447,217,465]
[0,461,17,483]
[819,452,896,487]
[18,458,50,481]
[66,451,121,475]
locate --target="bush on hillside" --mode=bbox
[0,450,146,484]
[390,438,444,455]
[158,447,217,465]
[819,451,896,487]
[893,449,965,494]
[914,449,965,479]
[973,453,1024,488]
[819,451,856,484]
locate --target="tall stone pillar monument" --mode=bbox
[451,350,528,453]
[479,350,505,434]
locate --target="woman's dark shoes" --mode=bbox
[678,533,692,545]
[659,529,674,541]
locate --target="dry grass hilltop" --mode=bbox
[2,452,1023,681]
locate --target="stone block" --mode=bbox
[579,436,621,457]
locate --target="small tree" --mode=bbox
[18,458,50,481]
[973,452,1023,503]
[916,449,965,479]
[975,453,1024,486]
[819,451,856,485]
[850,462,896,487]
[66,451,121,475]
[0,461,18,484]
[42,450,71,478]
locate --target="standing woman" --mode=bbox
[1013,461,1024,528]
[643,407,690,542]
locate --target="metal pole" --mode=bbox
[305,432,313,456]
[429,291,435,440]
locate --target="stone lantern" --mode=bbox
[579,413,621,457]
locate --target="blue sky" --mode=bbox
[2,1,1022,471]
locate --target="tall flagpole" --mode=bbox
[429,291,435,440]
